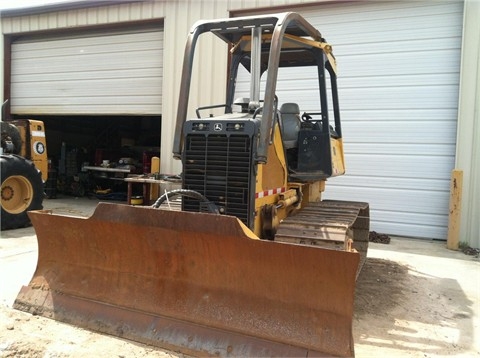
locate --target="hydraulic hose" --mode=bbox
[152,189,220,214]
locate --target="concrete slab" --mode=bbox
[354,238,479,357]
[0,197,102,306]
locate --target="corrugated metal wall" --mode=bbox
[1,0,479,245]
[456,0,480,248]
[1,2,167,31]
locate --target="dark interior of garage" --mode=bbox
[14,114,161,199]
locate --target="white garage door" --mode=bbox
[235,1,463,239]
[10,25,163,115]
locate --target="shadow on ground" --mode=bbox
[354,258,475,356]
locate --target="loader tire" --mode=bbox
[1,154,44,230]
[1,121,22,154]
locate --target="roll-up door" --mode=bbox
[235,1,463,239]
[10,25,163,115]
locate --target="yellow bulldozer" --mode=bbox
[14,13,369,357]
[1,103,48,230]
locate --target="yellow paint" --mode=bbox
[447,169,463,250]
[150,156,160,200]
[307,181,321,202]
[251,120,337,239]
[232,33,337,74]
[27,120,48,182]
[253,124,288,237]
[331,138,345,177]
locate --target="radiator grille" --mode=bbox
[183,134,253,226]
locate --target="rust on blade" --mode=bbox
[15,202,359,357]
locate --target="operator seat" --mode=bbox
[280,103,301,149]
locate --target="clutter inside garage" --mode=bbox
[19,115,162,201]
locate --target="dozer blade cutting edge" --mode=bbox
[15,203,360,357]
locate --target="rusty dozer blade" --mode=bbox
[15,203,359,357]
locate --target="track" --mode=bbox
[275,200,370,277]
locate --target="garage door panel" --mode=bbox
[12,38,163,60]
[273,85,459,112]
[346,143,456,156]
[12,67,161,82]
[324,186,449,216]
[11,27,164,115]
[343,121,457,144]
[335,37,462,57]
[278,74,455,92]
[338,85,459,110]
[12,30,162,53]
[341,108,458,122]
[11,44,162,61]
[307,2,462,27]
[321,17,462,43]
[341,73,460,89]
[266,87,459,118]
[340,49,460,77]
[372,208,449,239]
[344,154,455,179]
[13,77,162,97]
[12,101,162,116]
[307,1,461,21]
[13,94,161,105]
[331,175,449,192]
[12,49,163,74]
[374,209,448,229]
[372,220,445,240]
[323,188,450,219]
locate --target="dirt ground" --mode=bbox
[353,243,479,358]
[1,198,479,357]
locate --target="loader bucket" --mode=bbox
[15,203,359,357]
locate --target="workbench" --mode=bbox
[124,175,181,205]
[82,165,131,181]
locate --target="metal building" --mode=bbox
[1,0,478,247]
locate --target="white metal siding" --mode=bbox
[1,2,167,33]
[11,27,163,115]
[235,1,463,239]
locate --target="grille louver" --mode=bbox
[183,134,253,226]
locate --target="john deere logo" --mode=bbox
[214,123,222,131]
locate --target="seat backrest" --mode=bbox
[280,103,301,149]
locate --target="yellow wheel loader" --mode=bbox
[1,108,48,230]
[15,13,369,357]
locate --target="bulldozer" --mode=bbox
[1,102,48,230]
[14,13,369,357]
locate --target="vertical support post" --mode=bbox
[150,156,160,201]
[447,169,463,250]
[249,27,262,112]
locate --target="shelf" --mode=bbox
[83,165,131,173]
